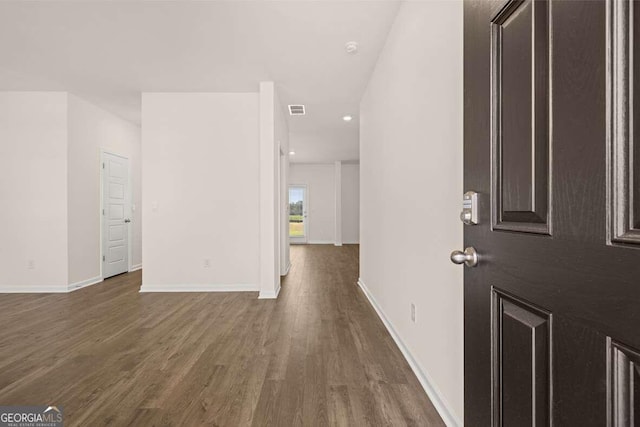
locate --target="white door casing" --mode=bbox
[101,152,130,278]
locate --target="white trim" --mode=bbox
[281,261,291,276]
[140,283,259,293]
[357,278,462,427]
[280,142,291,278]
[292,241,350,245]
[68,275,103,292]
[259,81,280,299]
[334,161,342,246]
[0,286,68,294]
[278,144,286,277]
[0,276,104,294]
[129,264,142,272]
[291,160,360,166]
[258,284,281,299]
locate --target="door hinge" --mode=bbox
[102,162,105,169]
[102,209,105,215]
[102,255,105,262]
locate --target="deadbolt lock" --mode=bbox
[460,191,478,225]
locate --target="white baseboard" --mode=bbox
[129,264,142,272]
[0,276,104,294]
[258,284,281,299]
[357,278,462,427]
[298,241,358,246]
[281,261,291,276]
[0,285,68,293]
[140,283,259,293]
[68,276,103,292]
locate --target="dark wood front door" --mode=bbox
[464,0,640,424]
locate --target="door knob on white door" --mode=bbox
[124,218,131,223]
[450,247,478,267]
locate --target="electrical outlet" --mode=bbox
[203,258,211,268]
[27,260,35,270]
[411,303,416,323]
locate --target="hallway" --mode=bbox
[0,245,443,426]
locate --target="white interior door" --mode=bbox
[102,152,130,278]
[289,185,307,244]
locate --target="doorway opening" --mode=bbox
[289,185,307,244]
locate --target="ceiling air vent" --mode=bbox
[288,105,306,116]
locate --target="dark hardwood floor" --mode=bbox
[0,244,444,426]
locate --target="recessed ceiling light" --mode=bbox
[345,41,359,54]
[343,115,353,122]
[289,151,296,155]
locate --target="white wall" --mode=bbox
[359,2,463,425]
[0,92,141,292]
[141,92,260,291]
[288,130,359,164]
[0,92,69,290]
[67,94,141,286]
[289,163,359,245]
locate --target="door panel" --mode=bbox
[464,0,640,425]
[102,152,129,278]
[491,0,550,233]
[493,291,550,426]
[609,340,640,425]
[610,0,640,244]
[109,224,124,241]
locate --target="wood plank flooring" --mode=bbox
[0,244,444,426]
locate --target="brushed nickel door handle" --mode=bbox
[450,247,478,267]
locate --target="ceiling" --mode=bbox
[0,1,401,163]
